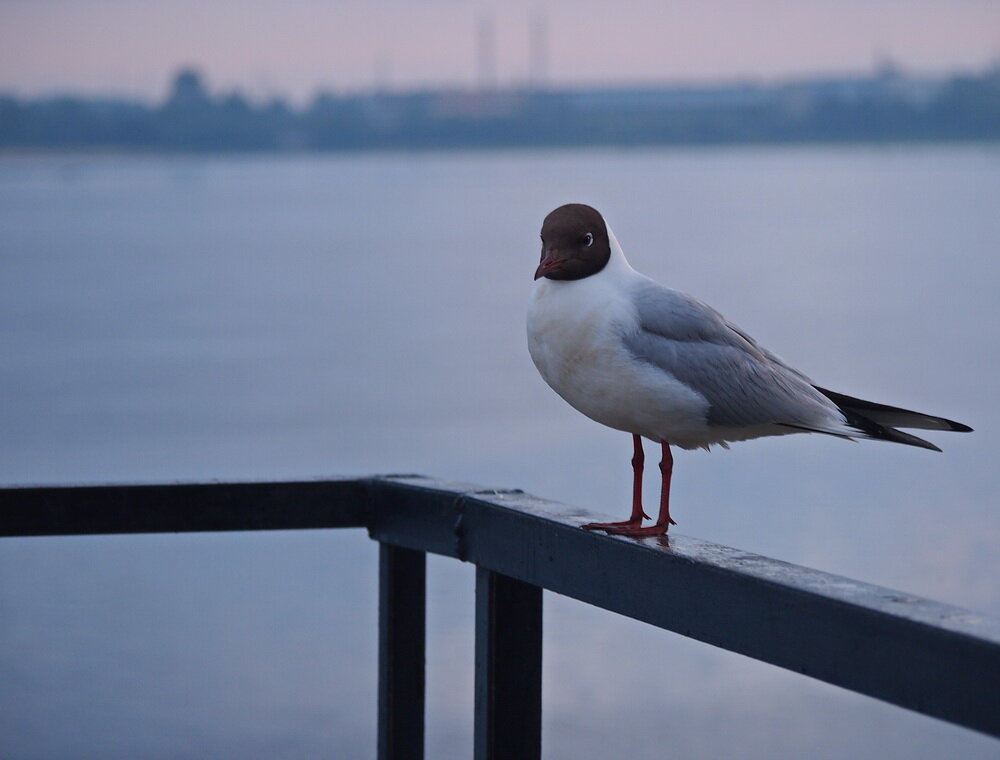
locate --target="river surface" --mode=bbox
[1,145,998,759]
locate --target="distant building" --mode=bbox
[167,69,210,109]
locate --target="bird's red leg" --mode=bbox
[582,434,650,531]
[605,441,676,537]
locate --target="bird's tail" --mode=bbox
[813,386,972,452]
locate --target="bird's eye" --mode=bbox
[583,232,594,247]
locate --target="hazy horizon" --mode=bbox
[2,0,998,103]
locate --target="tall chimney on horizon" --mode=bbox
[529,11,548,90]
[477,12,497,91]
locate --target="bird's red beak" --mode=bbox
[534,252,566,280]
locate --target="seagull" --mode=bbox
[526,203,972,537]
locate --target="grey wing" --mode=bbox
[625,279,843,430]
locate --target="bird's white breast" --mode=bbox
[527,269,711,444]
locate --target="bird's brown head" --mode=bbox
[535,203,611,281]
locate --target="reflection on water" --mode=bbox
[1,146,998,759]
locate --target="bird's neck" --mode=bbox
[603,224,639,280]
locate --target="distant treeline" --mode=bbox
[2,66,999,151]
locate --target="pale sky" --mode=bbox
[1,0,998,102]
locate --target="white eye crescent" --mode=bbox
[584,232,594,247]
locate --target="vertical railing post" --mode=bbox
[474,567,543,760]
[378,543,426,760]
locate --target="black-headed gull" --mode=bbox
[526,203,972,537]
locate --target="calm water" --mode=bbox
[1,146,998,759]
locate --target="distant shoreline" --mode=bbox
[2,136,999,159]
[4,66,998,154]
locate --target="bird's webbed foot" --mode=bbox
[581,519,645,532]
[602,520,674,537]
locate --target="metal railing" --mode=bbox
[2,475,999,759]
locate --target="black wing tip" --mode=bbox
[875,426,943,452]
[913,417,973,434]
[865,426,942,452]
[914,415,973,434]
[838,408,944,452]
[813,385,972,435]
